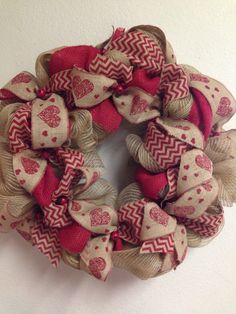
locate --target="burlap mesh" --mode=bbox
[69,110,97,153]
[126,134,161,173]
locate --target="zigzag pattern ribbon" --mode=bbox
[42,148,84,228]
[160,63,190,106]
[165,167,179,200]
[89,54,133,83]
[31,218,61,267]
[52,148,84,199]
[47,69,72,93]
[141,233,175,253]
[118,198,147,244]
[145,122,188,169]
[8,102,32,153]
[106,30,165,74]
[177,209,224,237]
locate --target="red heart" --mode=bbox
[184,165,189,170]
[72,75,94,99]
[182,175,187,181]
[216,97,232,117]
[88,257,106,279]
[21,157,40,175]
[175,125,190,131]
[202,181,212,191]
[42,130,48,136]
[11,73,32,84]
[173,206,195,217]
[38,105,61,128]
[149,206,169,226]
[15,169,21,175]
[90,208,111,226]
[195,154,212,172]
[130,95,148,115]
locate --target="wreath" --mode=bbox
[0,25,235,281]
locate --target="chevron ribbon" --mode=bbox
[52,148,84,199]
[31,219,61,267]
[145,122,188,169]
[106,30,165,74]
[141,233,175,253]
[41,148,84,227]
[8,102,32,153]
[160,63,189,106]
[89,54,133,83]
[177,209,224,237]
[165,167,179,200]
[46,69,72,93]
[118,198,147,244]
[43,203,73,228]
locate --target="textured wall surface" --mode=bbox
[0,1,235,314]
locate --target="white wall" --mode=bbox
[0,1,235,314]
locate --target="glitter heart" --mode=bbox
[11,73,32,84]
[38,105,61,128]
[195,154,212,172]
[216,97,232,117]
[149,206,169,226]
[90,208,111,226]
[72,75,94,99]
[130,95,148,115]
[21,157,40,175]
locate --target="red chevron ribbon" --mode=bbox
[43,203,73,228]
[31,218,61,267]
[160,63,189,106]
[165,167,178,200]
[177,209,224,237]
[118,198,147,245]
[52,148,84,199]
[89,54,133,83]
[41,148,84,228]
[145,122,188,169]
[141,233,175,253]
[46,69,72,93]
[8,102,32,153]
[106,30,165,74]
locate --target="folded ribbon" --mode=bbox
[118,198,187,264]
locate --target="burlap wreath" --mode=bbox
[0,25,235,281]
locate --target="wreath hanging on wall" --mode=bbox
[0,25,235,281]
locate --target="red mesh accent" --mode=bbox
[89,99,122,133]
[49,45,100,75]
[58,222,91,254]
[135,166,168,200]
[127,68,160,96]
[32,164,60,207]
[188,87,213,141]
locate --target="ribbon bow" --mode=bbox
[0,72,69,153]
[118,198,187,265]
